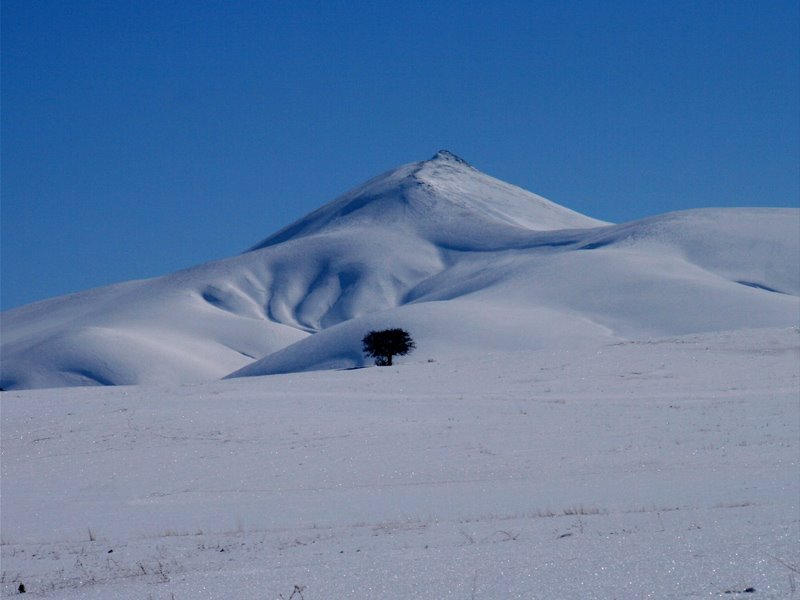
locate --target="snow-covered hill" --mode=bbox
[1,151,798,390]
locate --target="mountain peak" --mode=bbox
[429,150,473,167]
[247,151,609,252]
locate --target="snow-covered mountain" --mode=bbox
[2,151,798,390]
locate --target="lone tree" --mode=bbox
[362,328,416,367]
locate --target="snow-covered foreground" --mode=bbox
[2,327,798,599]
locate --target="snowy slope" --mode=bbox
[2,327,798,598]
[230,207,799,377]
[1,151,798,390]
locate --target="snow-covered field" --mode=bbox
[2,326,798,599]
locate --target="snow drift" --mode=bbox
[2,151,798,389]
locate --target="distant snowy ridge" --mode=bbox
[2,152,798,390]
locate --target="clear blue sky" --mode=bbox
[2,0,798,310]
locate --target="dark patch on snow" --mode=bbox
[736,281,788,295]
[70,369,116,386]
[201,288,225,308]
[430,150,473,167]
[336,192,383,219]
[578,240,613,250]
[534,238,580,248]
